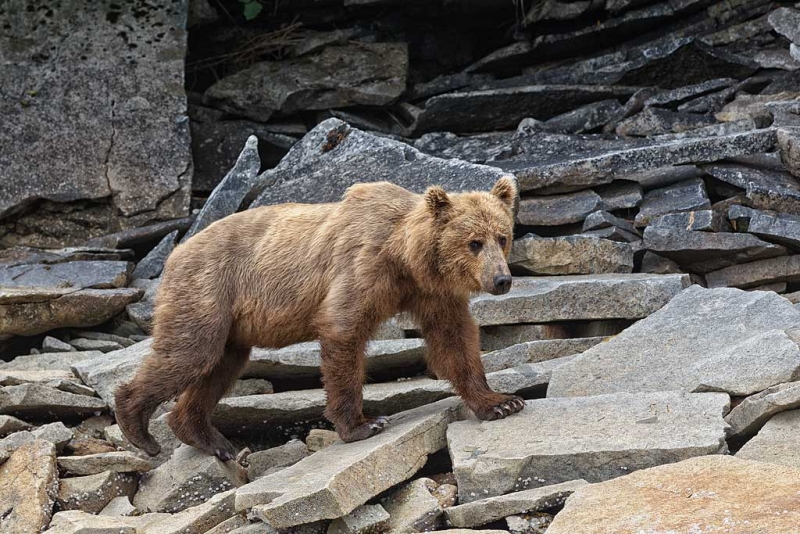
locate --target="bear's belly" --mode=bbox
[230,304,317,349]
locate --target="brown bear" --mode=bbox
[114,177,525,461]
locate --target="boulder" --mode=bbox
[132,230,177,280]
[769,8,800,46]
[509,234,633,275]
[581,210,639,234]
[205,44,407,122]
[235,398,463,528]
[705,254,800,288]
[642,226,786,272]
[134,444,247,513]
[99,496,138,517]
[57,451,153,475]
[0,440,58,534]
[538,99,624,134]
[69,338,124,353]
[250,119,512,208]
[181,136,261,243]
[0,287,142,337]
[517,190,600,226]
[328,504,389,534]
[616,108,716,136]
[0,415,31,438]
[57,471,138,514]
[726,381,800,439]
[0,246,132,268]
[0,383,106,420]
[306,429,340,452]
[3,351,102,372]
[381,478,442,533]
[445,479,587,528]
[0,260,132,290]
[0,422,73,456]
[548,286,800,397]
[139,489,238,534]
[43,337,77,353]
[635,178,710,226]
[649,209,730,232]
[482,337,605,373]
[736,409,800,468]
[729,204,800,249]
[479,324,571,352]
[448,391,729,502]
[246,439,308,480]
[47,510,169,534]
[397,274,688,328]
[0,1,191,228]
[547,456,800,533]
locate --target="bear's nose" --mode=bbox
[493,275,512,295]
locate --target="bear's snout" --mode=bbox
[492,274,512,295]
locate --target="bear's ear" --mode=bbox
[424,185,452,217]
[491,176,518,209]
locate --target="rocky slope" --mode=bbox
[4,0,800,532]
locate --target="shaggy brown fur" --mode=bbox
[115,177,525,460]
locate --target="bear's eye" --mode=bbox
[498,235,508,248]
[469,240,483,253]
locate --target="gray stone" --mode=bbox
[416,85,636,134]
[448,391,729,502]
[506,514,552,534]
[235,398,463,528]
[445,480,587,528]
[649,209,730,232]
[725,382,800,439]
[250,119,512,208]
[729,204,800,249]
[328,504,389,534]
[57,451,153,475]
[396,274,689,328]
[182,136,261,243]
[134,444,247,513]
[0,415,31,438]
[0,260,132,290]
[580,226,641,243]
[582,211,638,235]
[0,1,191,226]
[381,478,442,533]
[140,489,238,534]
[540,100,624,134]
[215,365,545,431]
[73,338,151,411]
[717,93,800,125]
[72,330,136,348]
[57,471,138,514]
[635,178,710,226]
[69,338,124,353]
[479,324,570,352]
[42,337,76,353]
[509,234,633,275]
[643,78,737,108]
[497,129,776,193]
[482,338,605,373]
[747,180,800,215]
[246,439,308,480]
[597,181,644,210]
[702,162,800,191]
[546,455,800,534]
[0,287,142,337]
[245,339,425,381]
[99,496,137,517]
[306,429,340,452]
[642,226,786,273]
[0,384,106,419]
[736,409,800,468]
[616,108,717,136]
[125,278,159,333]
[2,351,101,372]
[132,230,177,280]
[205,44,407,122]
[86,217,194,250]
[705,255,800,289]
[640,252,683,274]
[517,190,600,226]
[548,286,800,398]
[413,132,514,164]
[0,440,58,534]
[226,379,274,398]
[0,246,131,268]
[204,516,250,534]
[0,422,73,456]
[47,510,169,534]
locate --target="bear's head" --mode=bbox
[423,176,517,296]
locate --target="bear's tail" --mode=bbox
[114,371,178,457]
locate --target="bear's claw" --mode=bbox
[339,416,390,442]
[475,395,525,421]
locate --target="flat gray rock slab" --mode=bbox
[650,209,730,232]
[139,489,237,534]
[769,7,800,45]
[729,204,800,249]
[0,383,106,419]
[736,409,800,468]
[642,226,786,273]
[214,364,550,430]
[726,381,800,439]
[0,287,142,337]
[509,234,633,275]
[396,274,688,328]
[57,451,153,476]
[246,339,426,381]
[517,190,600,226]
[132,231,177,280]
[235,398,463,528]
[445,480,587,528]
[0,1,191,223]
[705,254,800,288]
[482,338,605,373]
[447,391,729,502]
[496,128,776,193]
[0,261,132,290]
[250,119,512,208]
[548,286,800,398]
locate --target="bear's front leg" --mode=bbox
[412,293,525,420]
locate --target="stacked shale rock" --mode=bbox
[5,0,800,532]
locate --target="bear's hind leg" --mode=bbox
[167,346,250,461]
